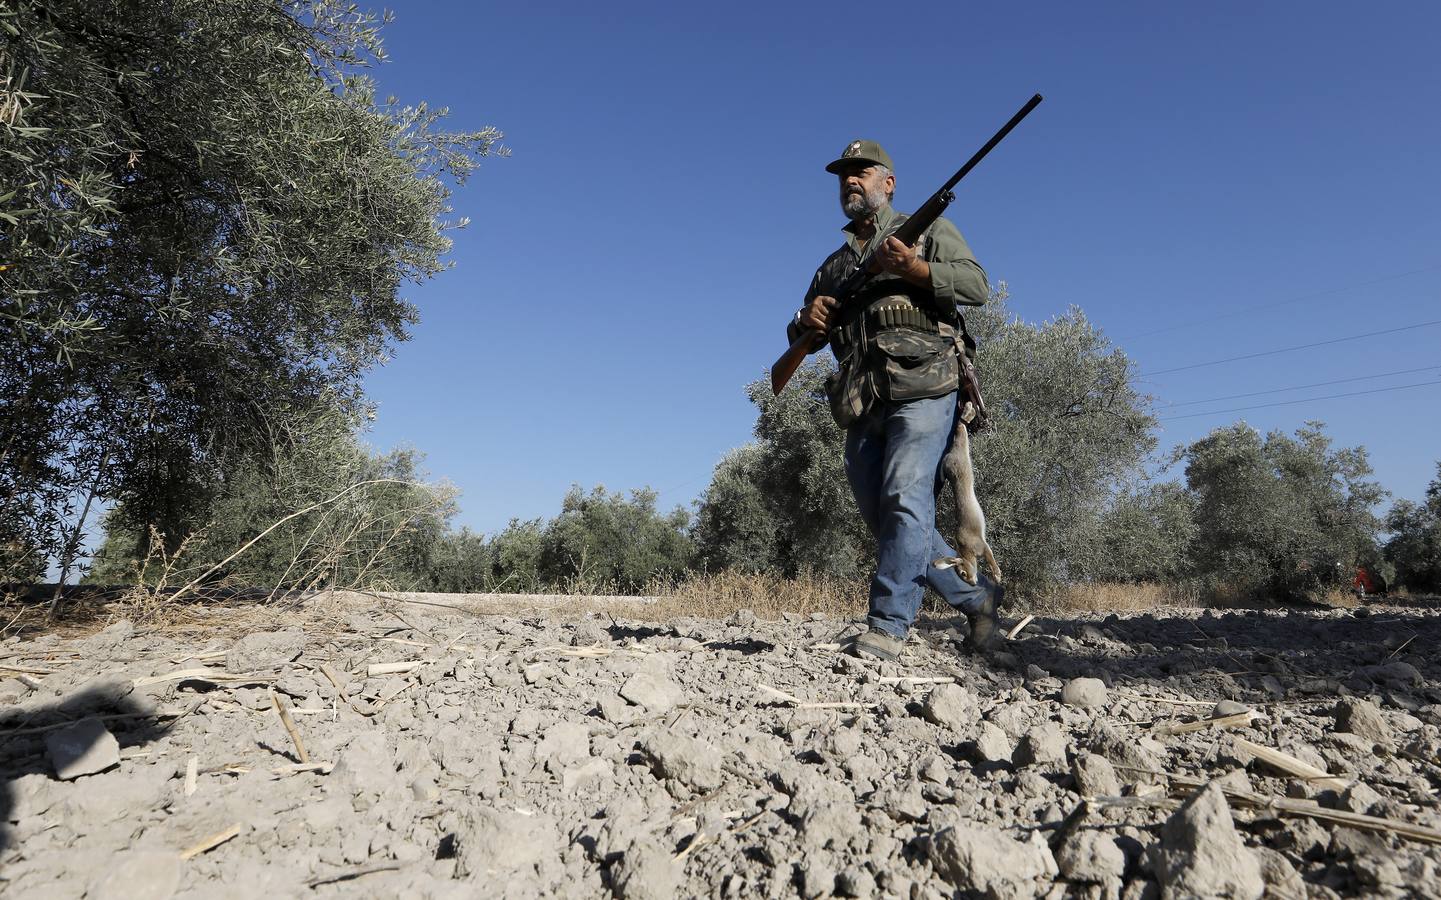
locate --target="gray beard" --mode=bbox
[842,186,889,221]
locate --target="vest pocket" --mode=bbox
[874,330,959,401]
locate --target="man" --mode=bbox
[788,139,1002,663]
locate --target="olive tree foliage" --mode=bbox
[426,487,694,595]
[89,418,457,593]
[693,359,873,579]
[0,0,502,584]
[963,297,1160,586]
[694,290,1170,590]
[1383,462,1441,593]
[1179,421,1384,599]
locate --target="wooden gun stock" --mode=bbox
[770,328,823,395]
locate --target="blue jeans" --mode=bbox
[845,391,992,639]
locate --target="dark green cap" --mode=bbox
[824,139,894,175]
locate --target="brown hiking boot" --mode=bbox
[852,627,904,663]
[965,583,1005,652]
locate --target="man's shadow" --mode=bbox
[0,684,175,854]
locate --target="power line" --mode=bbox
[1118,263,1441,341]
[1161,365,1441,409]
[1138,318,1441,378]
[1157,379,1441,421]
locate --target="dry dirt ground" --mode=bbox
[1,594,1440,899]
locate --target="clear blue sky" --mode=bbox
[361,1,1441,536]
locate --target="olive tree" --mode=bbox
[1383,462,1441,593]
[1179,422,1384,599]
[1,0,503,586]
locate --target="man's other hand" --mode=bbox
[874,236,930,284]
[801,295,839,334]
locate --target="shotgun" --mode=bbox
[769,93,1043,396]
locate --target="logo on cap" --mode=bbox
[844,141,862,157]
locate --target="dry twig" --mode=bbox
[270,690,310,763]
[179,823,243,860]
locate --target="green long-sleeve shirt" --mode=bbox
[803,203,990,312]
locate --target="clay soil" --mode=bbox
[2,594,1439,898]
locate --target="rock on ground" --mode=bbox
[1146,782,1264,900]
[44,717,120,780]
[1061,677,1108,709]
[930,821,1058,900]
[3,597,1440,899]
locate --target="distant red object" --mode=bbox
[1353,567,1387,596]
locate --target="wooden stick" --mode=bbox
[757,683,869,710]
[133,668,274,687]
[270,690,310,763]
[184,756,198,797]
[366,661,422,677]
[1233,737,1351,792]
[305,863,403,888]
[1158,773,1441,846]
[1384,635,1417,661]
[1152,710,1259,736]
[1006,614,1035,640]
[179,823,243,860]
[1132,696,1214,707]
[171,650,227,664]
[0,663,58,675]
[877,676,955,685]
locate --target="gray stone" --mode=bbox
[0,678,30,703]
[536,720,590,769]
[87,850,180,900]
[619,670,683,713]
[1071,752,1121,798]
[638,730,722,791]
[445,806,560,879]
[1360,661,1423,688]
[917,755,949,785]
[1338,781,1384,815]
[1015,722,1068,768]
[45,717,120,780]
[930,823,1058,900]
[571,619,611,647]
[1334,698,1394,748]
[227,627,305,671]
[1252,846,1306,898]
[1060,678,1108,710]
[563,757,612,792]
[597,692,638,723]
[922,683,978,731]
[835,867,877,898]
[1146,782,1263,900]
[876,780,927,822]
[410,776,440,802]
[610,843,682,899]
[971,721,1013,764]
[1090,725,1165,785]
[1213,699,1249,717]
[331,730,396,796]
[1057,830,1126,883]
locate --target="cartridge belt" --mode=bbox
[868,303,941,333]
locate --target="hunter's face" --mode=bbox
[838,163,893,220]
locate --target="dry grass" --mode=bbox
[1028,581,1201,614]
[1306,585,1362,609]
[634,569,868,621]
